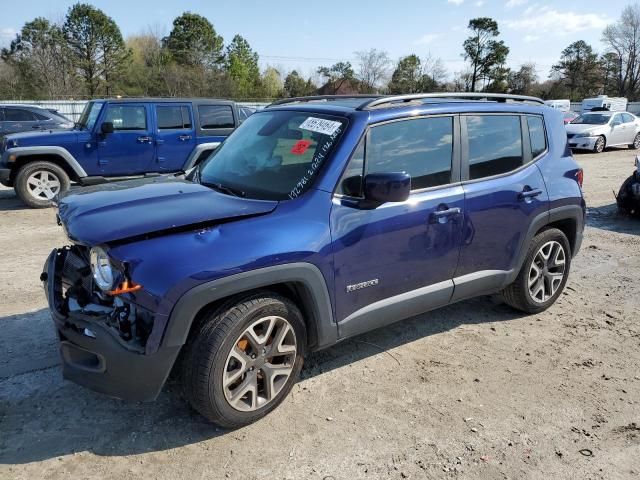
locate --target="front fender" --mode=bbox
[3,146,87,177]
[160,262,337,352]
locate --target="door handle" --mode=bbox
[518,188,543,200]
[178,134,192,141]
[137,136,152,143]
[430,207,462,224]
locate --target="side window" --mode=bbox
[337,138,365,196]
[32,110,50,121]
[104,105,147,131]
[367,116,454,190]
[466,115,523,180]
[5,108,35,121]
[199,105,234,129]
[157,106,191,130]
[527,115,547,159]
[622,113,635,123]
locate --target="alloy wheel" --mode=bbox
[223,315,297,412]
[26,170,61,201]
[595,137,605,153]
[528,240,566,303]
[634,134,640,149]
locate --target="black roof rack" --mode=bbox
[357,93,546,110]
[268,95,382,107]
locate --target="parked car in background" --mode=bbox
[545,99,571,112]
[0,104,73,137]
[581,95,628,113]
[563,111,579,124]
[566,111,640,153]
[238,105,256,123]
[43,93,585,427]
[0,98,245,207]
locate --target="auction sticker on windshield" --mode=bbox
[299,117,342,136]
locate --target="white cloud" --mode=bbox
[505,6,611,34]
[506,0,528,7]
[475,0,485,6]
[414,33,442,45]
[447,0,464,5]
[523,34,540,43]
[0,27,16,41]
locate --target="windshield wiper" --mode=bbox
[201,181,246,198]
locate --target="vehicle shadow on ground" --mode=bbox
[587,202,640,236]
[0,297,526,464]
[0,189,27,211]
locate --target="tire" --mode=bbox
[629,133,640,150]
[502,228,571,314]
[593,135,606,154]
[181,292,306,428]
[617,174,640,216]
[14,161,70,208]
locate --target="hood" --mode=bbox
[6,129,78,146]
[57,175,278,245]
[565,123,606,135]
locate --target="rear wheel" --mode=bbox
[629,133,640,150]
[593,135,606,154]
[181,293,306,428]
[14,161,70,208]
[502,228,571,314]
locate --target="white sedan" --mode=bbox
[566,111,640,153]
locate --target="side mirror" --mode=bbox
[363,172,411,205]
[100,122,114,135]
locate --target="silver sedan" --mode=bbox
[565,111,640,153]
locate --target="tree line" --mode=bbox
[1,2,640,101]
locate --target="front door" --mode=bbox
[453,114,549,300]
[97,103,155,176]
[330,115,463,337]
[153,104,196,172]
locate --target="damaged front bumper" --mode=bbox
[42,248,181,402]
[567,136,598,150]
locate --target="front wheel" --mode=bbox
[181,293,306,428]
[14,161,70,208]
[593,135,606,154]
[502,228,571,314]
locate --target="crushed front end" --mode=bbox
[42,246,180,401]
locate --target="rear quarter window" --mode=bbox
[199,105,235,129]
[527,115,547,159]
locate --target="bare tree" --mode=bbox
[422,54,448,90]
[603,3,640,99]
[354,49,392,93]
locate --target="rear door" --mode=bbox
[97,103,155,176]
[453,113,549,301]
[153,103,196,172]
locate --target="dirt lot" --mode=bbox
[1,148,639,480]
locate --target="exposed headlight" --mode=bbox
[90,246,114,291]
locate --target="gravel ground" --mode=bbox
[1,148,639,480]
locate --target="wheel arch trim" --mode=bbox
[5,146,87,178]
[162,262,337,351]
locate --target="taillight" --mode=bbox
[575,169,584,188]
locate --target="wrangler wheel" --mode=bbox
[181,293,306,427]
[14,161,70,208]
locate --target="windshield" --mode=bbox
[197,111,347,200]
[77,101,104,130]
[571,113,612,125]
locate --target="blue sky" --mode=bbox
[0,0,629,81]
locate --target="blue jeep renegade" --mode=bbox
[43,93,585,427]
[0,98,243,208]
